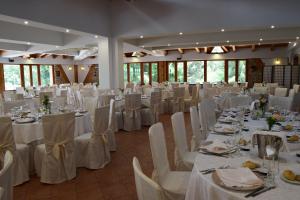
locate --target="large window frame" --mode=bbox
[123,62,159,85]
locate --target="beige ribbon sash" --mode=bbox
[47,139,70,160]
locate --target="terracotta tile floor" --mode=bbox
[13,113,193,200]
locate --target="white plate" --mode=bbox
[280,174,300,185]
[15,117,35,124]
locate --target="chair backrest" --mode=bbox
[293,84,300,93]
[253,86,268,94]
[125,93,141,110]
[254,83,263,87]
[274,88,288,97]
[98,94,115,107]
[133,157,165,200]
[173,87,185,99]
[148,123,170,183]
[171,112,189,158]
[0,151,13,200]
[150,92,161,107]
[93,106,109,135]
[289,89,295,97]
[290,93,300,112]
[83,96,98,121]
[269,95,292,111]
[108,99,116,131]
[229,96,251,108]
[0,117,16,154]
[190,106,202,142]
[199,99,216,131]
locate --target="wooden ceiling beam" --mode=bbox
[221,46,228,52]
[204,47,208,53]
[62,55,68,59]
[52,54,58,59]
[178,48,184,54]
[195,47,200,53]
[40,54,48,58]
[231,45,236,52]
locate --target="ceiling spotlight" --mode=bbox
[68,67,73,70]
[259,38,263,41]
[24,21,29,25]
[140,35,144,39]
[141,45,145,48]
[226,40,230,43]
[297,37,299,40]
[66,29,70,33]
[288,41,291,44]
[27,42,31,45]
[167,43,171,46]
[293,42,297,47]
[94,35,98,38]
[258,43,261,46]
[221,29,225,32]
[196,42,199,45]
[179,32,183,35]
[270,25,275,29]
[80,67,85,70]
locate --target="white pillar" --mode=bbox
[98,37,123,89]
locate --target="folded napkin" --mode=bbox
[214,124,237,134]
[201,139,229,153]
[250,100,259,111]
[216,168,263,188]
[252,131,289,152]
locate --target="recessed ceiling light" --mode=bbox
[270,25,275,29]
[226,40,230,43]
[94,35,98,38]
[221,29,225,32]
[259,38,263,41]
[27,42,31,45]
[297,36,299,40]
[141,45,145,48]
[66,29,70,33]
[196,42,199,45]
[179,32,183,35]
[140,35,144,39]
[24,21,29,25]
[168,44,171,46]
[288,41,291,44]
[293,42,297,47]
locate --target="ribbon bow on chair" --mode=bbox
[50,140,70,160]
[0,143,15,155]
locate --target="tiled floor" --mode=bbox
[13,113,193,200]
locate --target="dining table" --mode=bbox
[185,108,300,200]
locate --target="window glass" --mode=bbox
[3,65,21,90]
[129,63,141,84]
[123,64,128,84]
[151,63,158,82]
[168,62,175,82]
[177,62,184,82]
[187,61,204,84]
[207,61,225,83]
[228,61,236,83]
[143,63,150,84]
[40,65,53,86]
[24,65,31,87]
[238,60,246,82]
[32,65,39,87]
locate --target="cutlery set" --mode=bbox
[245,186,276,198]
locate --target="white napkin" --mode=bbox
[216,168,263,188]
[201,139,229,153]
[214,124,237,134]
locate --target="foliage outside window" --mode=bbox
[40,65,53,86]
[143,63,150,84]
[123,64,128,84]
[129,63,141,84]
[31,65,39,87]
[23,65,31,87]
[207,61,225,83]
[151,63,158,82]
[168,62,175,82]
[177,62,184,83]
[4,65,21,90]
[228,61,236,83]
[187,61,204,84]
[238,60,246,82]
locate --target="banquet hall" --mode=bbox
[0,0,300,200]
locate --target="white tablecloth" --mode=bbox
[13,113,93,144]
[185,114,300,200]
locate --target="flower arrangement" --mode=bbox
[272,113,285,122]
[42,95,51,114]
[258,94,268,110]
[266,116,276,130]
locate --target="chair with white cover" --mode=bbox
[189,106,205,152]
[254,83,263,87]
[198,99,216,136]
[171,112,197,171]
[149,123,190,200]
[253,86,268,94]
[268,95,292,111]
[229,96,251,108]
[75,106,111,169]
[170,87,184,113]
[133,157,165,200]
[289,89,295,97]
[0,117,29,186]
[290,93,300,112]
[98,94,115,107]
[82,96,98,122]
[16,87,25,95]
[0,151,13,200]
[107,99,117,151]
[123,93,142,131]
[34,113,76,184]
[293,84,300,93]
[274,88,288,97]
[141,92,161,126]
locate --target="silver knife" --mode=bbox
[251,186,275,197]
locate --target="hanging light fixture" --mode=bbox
[275,58,281,65]
[211,46,224,54]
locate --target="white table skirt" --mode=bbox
[13,113,93,144]
[185,114,300,200]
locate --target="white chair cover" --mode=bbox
[108,99,117,151]
[34,112,76,183]
[253,86,268,94]
[199,99,217,132]
[75,106,111,169]
[141,92,161,126]
[274,88,288,97]
[293,84,300,93]
[15,87,25,95]
[0,151,13,200]
[291,93,300,112]
[0,117,29,186]
[170,87,185,113]
[289,89,295,97]
[268,95,292,111]
[171,112,197,171]
[133,157,165,200]
[189,106,204,151]
[98,94,115,107]
[149,123,190,200]
[83,96,98,122]
[254,83,263,87]
[123,94,142,131]
[229,96,251,108]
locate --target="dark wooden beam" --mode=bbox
[221,46,229,53]
[52,54,58,59]
[195,47,200,53]
[178,48,184,54]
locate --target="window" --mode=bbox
[228,61,236,83]
[143,63,150,84]
[123,64,128,84]
[3,65,21,90]
[151,63,158,82]
[129,63,141,84]
[207,61,225,83]
[168,62,175,82]
[23,65,31,87]
[187,61,204,84]
[31,65,39,87]
[177,62,184,82]
[238,60,246,82]
[40,65,53,86]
